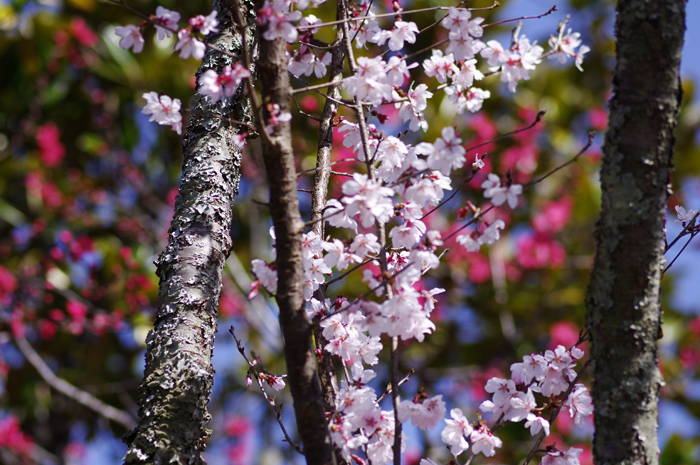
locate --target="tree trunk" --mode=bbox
[255,20,336,465]
[585,1,686,464]
[123,1,253,462]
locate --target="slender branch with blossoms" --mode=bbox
[229,327,303,455]
[109,0,595,463]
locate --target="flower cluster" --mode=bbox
[113,2,591,463]
[480,345,592,434]
[115,7,219,60]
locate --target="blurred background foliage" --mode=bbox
[0,0,699,463]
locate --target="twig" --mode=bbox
[376,369,415,403]
[483,5,558,28]
[664,211,700,252]
[663,230,698,274]
[229,327,304,455]
[13,332,136,430]
[523,131,594,188]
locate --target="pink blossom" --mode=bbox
[251,259,277,293]
[141,92,183,134]
[350,233,380,258]
[198,64,251,103]
[115,25,144,53]
[564,383,593,426]
[189,10,219,35]
[175,29,206,60]
[441,408,473,455]
[516,233,566,269]
[384,21,418,51]
[541,447,583,465]
[264,374,287,390]
[470,425,502,457]
[423,49,458,83]
[399,395,446,430]
[153,6,181,41]
[524,413,550,436]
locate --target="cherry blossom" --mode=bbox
[423,49,458,83]
[470,425,502,457]
[324,199,358,231]
[174,29,206,60]
[251,259,277,293]
[262,374,287,390]
[189,10,219,35]
[153,6,181,41]
[676,205,697,223]
[258,0,301,43]
[426,126,466,175]
[342,173,395,227]
[322,239,361,270]
[482,173,522,208]
[549,27,589,71]
[524,413,550,436]
[395,83,432,131]
[385,21,419,51]
[350,233,380,258]
[564,383,594,426]
[541,447,583,465]
[115,25,144,53]
[198,64,251,103]
[441,408,473,455]
[141,92,182,134]
[398,395,446,430]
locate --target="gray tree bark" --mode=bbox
[585,1,686,464]
[123,1,254,462]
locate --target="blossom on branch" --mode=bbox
[198,64,250,103]
[174,29,206,60]
[115,24,144,53]
[141,92,182,134]
[189,10,219,35]
[153,6,181,41]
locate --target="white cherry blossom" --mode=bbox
[141,92,182,134]
[441,408,473,456]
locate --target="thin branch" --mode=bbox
[663,230,698,274]
[483,5,558,28]
[465,109,546,154]
[296,5,481,31]
[376,369,415,403]
[292,76,351,95]
[523,131,594,189]
[664,211,700,252]
[325,258,375,286]
[13,332,136,430]
[229,327,304,454]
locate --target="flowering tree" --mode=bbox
[0,0,697,464]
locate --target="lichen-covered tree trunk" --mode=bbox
[255,18,336,465]
[585,1,686,464]
[123,1,253,462]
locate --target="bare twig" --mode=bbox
[483,5,558,28]
[13,332,136,430]
[524,131,594,188]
